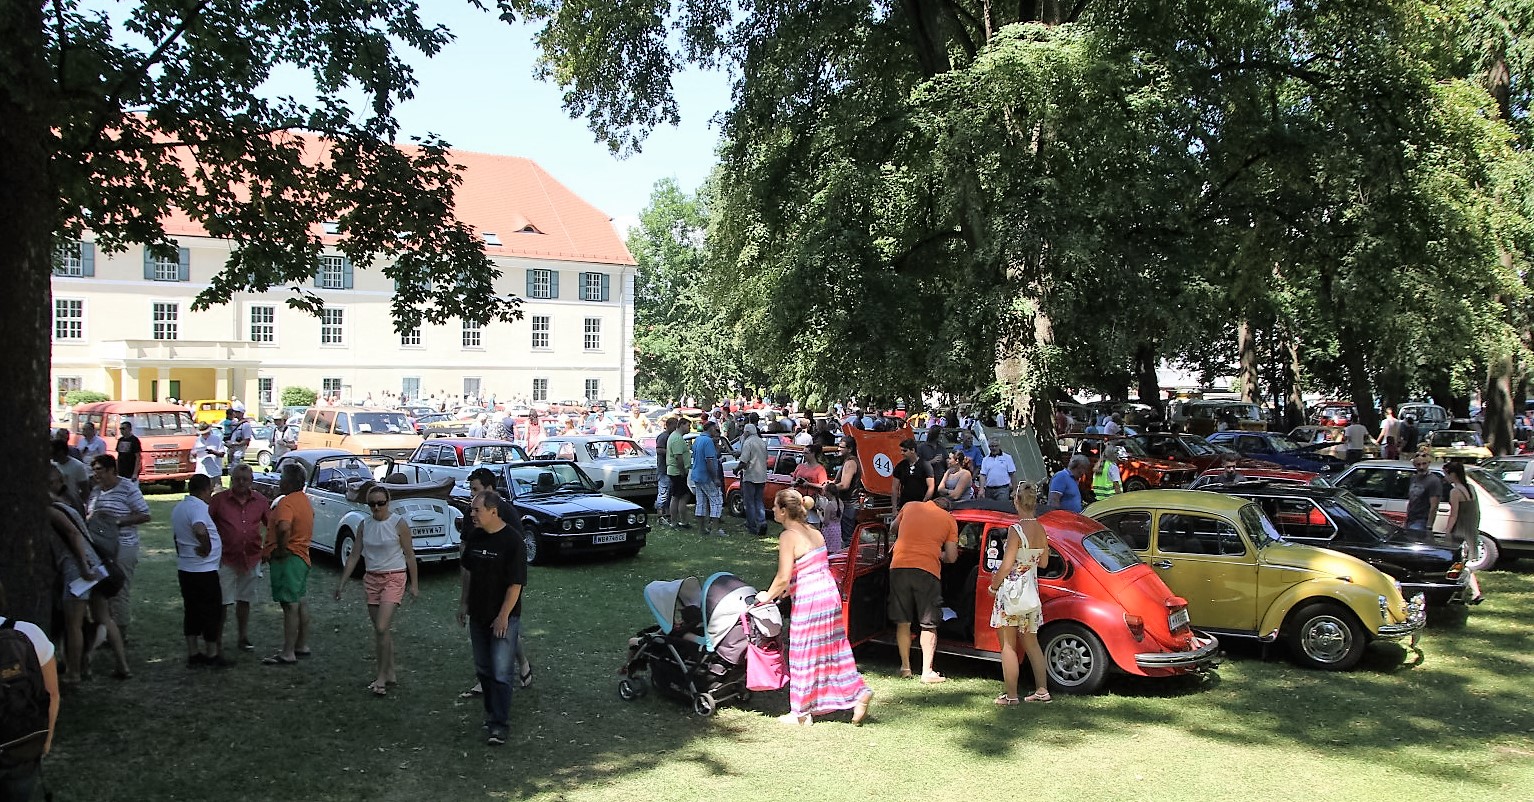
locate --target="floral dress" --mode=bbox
[990,538,1045,634]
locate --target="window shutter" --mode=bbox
[143,248,155,280]
[600,273,611,302]
[578,272,590,299]
[525,269,535,298]
[549,270,559,299]
[342,258,354,289]
[177,247,190,282]
[81,243,95,277]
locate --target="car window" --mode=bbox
[775,453,800,476]
[1236,436,1265,454]
[353,412,409,434]
[1156,512,1247,556]
[1468,469,1521,504]
[1256,497,1336,541]
[120,411,195,435]
[467,445,521,465]
[957,521,985,551]
[1336,468,1408,500]
[437,447,460,467]
[1095,511,1152,551]
[1081,529,1142,573]
[334,412,351,435]
[506,463,590,495]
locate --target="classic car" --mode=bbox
[254,449,463,566]
[239,424,276,469]
[528,435,658,501]
[1333,460,1534,570]
[1054,401,1094,432]
[1130,432,1279,473]
[423,412,474,438]
[1188,467,1328,489]
[70,401,198,488]
[1085,490,1425,671]
[1286,425,1383,462]
[832,500,1220,695]
[1198,482,1468,606]
[1205,431,1341,473]
[399,438,528,487]
[1480,455,1534,499]
[722,444,845,519]
[1398,402,1451,437]
[1058,434,1198,494]
[1178,400,1266,437]
[1421,430,1492,462]
[461,460,650,564]
[410,411,455,435]
[1311,401,1356,427]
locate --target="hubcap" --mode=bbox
[1047,635,1094,685]
[524,531,538,563]
[1301,615,1352,663]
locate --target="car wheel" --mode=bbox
[257,450,272,469]
[336,529,362,570]
[1465,533,1499,572]
[727,491,745,518]
[1287,602,1365,671]
[1040,622,1109,695]
[618,677,647,701]
[1124,477,1150,493]
[523,528,541,566]
[692,692,717,717]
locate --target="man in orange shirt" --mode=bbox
[887,496,958,683]
[261,464,313,666]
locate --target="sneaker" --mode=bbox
[486,729,506,746]
[658,515,671,527]
[715,529,729,538]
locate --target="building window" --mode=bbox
[143,246,187,282]
[153,254,179,282]
[463,377,482,400]
[585,378,601,401]
[531,316,550,349]
[258,377,274,405]
[583,317,601,351]
[526,269,557,299]
[56,377,82,407]
[401,326,422,347]
[152,302,179,340]
[579,272,610,302]
[462,319,482,349]
[401,377,421,402]
[321,308,345,345]
[54,241,90,277]
[532,378,549,402]
[319,255,348,290]
[322,377,342,397]
[53,299,84,342]
[249,305,276,344]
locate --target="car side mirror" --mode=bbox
[593,479,605,489]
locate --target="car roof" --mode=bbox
[426,438,522,447]
[72,401,193,414]
[1201,481,1343,500]
[1087,489,1252,514]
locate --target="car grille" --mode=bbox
[600,515,618,530]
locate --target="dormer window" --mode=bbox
[322,220,341,235]
[518,224,542,234]
[482,232,502,246]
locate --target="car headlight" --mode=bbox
[561,519,572,532]
[575,518,586,530]
[626,512,638,525]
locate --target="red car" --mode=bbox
[1131,432,1279,474]
[722,444,842,518]
[830,501,1220,694]
[1188,467,1329,489]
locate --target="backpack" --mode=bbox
[83,512,126,597]
[0,620,50,767]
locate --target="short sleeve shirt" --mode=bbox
[115,434,143,479]
[666,430,693,477]
[171,495,222,572]
[87,479,151,547]
[1050,469,1084,513]
[1405,473,1444,528]
[0,616,54,667]
[77,435,107,461]
[690,435,719,485]
[208,490,269,572]
[462,524,527,621]
[979,453,1017,488]
[267,492,315,565]
[894,458,933,504]
[890,501,958,577]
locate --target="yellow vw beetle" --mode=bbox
[1084,490,1425,670]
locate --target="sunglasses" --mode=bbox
[367,500,389,508]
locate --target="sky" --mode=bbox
[365,4,732,236]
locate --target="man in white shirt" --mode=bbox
[76,421,107,461]
[172,474,228,667]
[1103,413,1124,437]
[192,422,226,488]
[979,442,1018,501]
[1343,417,1370,463]
[227,412,254,469]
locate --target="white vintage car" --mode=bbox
[528,435,658,501]
[255,448,462,566]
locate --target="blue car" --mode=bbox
[1205,431,1341,473]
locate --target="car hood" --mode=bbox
[515,493,642,516]
[1380,529,1461,561]
[588,457,655,472]
[1261,541,1398,595]
[1133,456,1197,472]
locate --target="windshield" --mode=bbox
[1239,503,1283,548]
[1180,435,1220,457]
[1482,458,1528,480]
[1268,435,1305,452]
[1427,430,1483,448]
[1468,469,1521,504]
[585,439,646,460]
[1108,437,1150,457]
[121,411,195,436]
[1331,491,1394,542]
[352,413,411,434]
[506,463,593,496]
[1081,530,1143,573]
[465,445,525,465]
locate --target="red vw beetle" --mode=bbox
[830,500,1220,694]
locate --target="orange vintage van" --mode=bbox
[70,401,198,488]
[295,406,423,460]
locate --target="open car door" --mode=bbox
[837,522,894,647]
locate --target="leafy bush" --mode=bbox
[280,386,318,407]
[63,390,111,406]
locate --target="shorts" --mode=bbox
[667,474,691,501]
[887,568,942,630]
[364,570,407,606]
[177,569,223,641]
[689,478,723,517]
[268,556,310,604]
[219,563,262,605]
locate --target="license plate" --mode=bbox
[411,526,446,538]
[1168,608,1190,631]
[155,457,179,467]
[593,533,627,544]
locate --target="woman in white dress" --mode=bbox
[986,481,1050,704]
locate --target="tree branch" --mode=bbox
[86,0,215,146]
[1208,59,1330,85]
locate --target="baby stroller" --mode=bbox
[618,572,783,717]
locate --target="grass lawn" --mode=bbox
[44,493,1534,802]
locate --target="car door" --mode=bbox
[767,449,799,500]
[1149,510,1257,632]
[306,457,349,552]
[1335,466,1409,519]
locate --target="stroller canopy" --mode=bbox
[643,576,702,635]
[702,572,782,663]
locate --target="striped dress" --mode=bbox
[787,546,870,715]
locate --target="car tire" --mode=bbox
[1124,477,1150,493]
[1287,602,1365,671]
[727,491,744,518]
[1465,533,1499,572]
[1040,622,1109,695]
[336,529,362,570]
[523,527,541,566]
[257,450,272,469]
[692,692,716,717]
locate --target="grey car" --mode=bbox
[528,435,658,501]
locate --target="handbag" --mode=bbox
[1000,568,1040,617]
[741,612,788,691]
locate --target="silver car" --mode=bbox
[1333,459,1534,570]
[528,435,658,501]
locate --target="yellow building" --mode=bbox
[50,148,637,417]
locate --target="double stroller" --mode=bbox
[618,572,783,716]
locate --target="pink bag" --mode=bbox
[742,612,788,691]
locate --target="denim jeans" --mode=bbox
[468,615,520,730]
[655,473,671,514]
[741,481,766,533]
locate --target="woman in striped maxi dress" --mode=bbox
[757,489,873,727]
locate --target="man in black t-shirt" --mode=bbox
[458,491,527,746]
[892,438,934,511]
[116,421,143,482]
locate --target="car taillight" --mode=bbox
[1124,613,1145,642]
[1446,561,1464,581]
[1166,597,1191,634]
[1307,507,1329,527]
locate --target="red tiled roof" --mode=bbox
[160,134,633,266]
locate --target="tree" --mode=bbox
[2,2,516,622]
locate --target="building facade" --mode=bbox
[50,149,637,416]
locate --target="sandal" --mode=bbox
[1023,690,1052,703]
[993,693,1020,706]
[261,654,298,666]
[369,682,388,697]
[520,666,533,689]
[897,668,913,679]
[852,690,874,725]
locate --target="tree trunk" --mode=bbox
[1340,337,1379,430]
[0,1,59,625]
[1281,328,1306,431]
[1134,342,1160,411]
[1484,351,1517,455]
[1237,320,1259,403]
